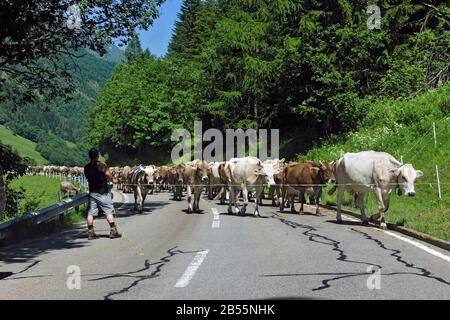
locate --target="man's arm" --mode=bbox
[97,162,117,184]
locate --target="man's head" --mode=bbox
[88,148,100,161]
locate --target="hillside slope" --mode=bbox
[0,125,48,165]
[0,47,119,165]
[299,85,450,241]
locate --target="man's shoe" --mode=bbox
[88,229,99,240]
[109,227,122,239]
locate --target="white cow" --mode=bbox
[130,165,156,213]
[225,157,283,217]
[333,151,423,229]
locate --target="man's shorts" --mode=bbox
[87,192,115,217]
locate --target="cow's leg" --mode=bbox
[290,193,297,213]
[194,187,202,212]
[133,187,138,211]
[228,185,235,214]
[336,187,345,224]
[355,192,369,225]
[372,189,387,229]
[240,186,248,215]
[254,187,263,217]
[355,193,369,225]
[186,185,193,213]
[298,190,305,214]
[314,187,322,215]
[279,186,286,212]
[141,190,149,212]
[136,187,143,213]
[269,186,276,206]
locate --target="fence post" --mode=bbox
[433,122,437,147]
[436,165,442,199]
[433,122,441,199]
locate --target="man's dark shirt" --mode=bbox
[84,161,109,194]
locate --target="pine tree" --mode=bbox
[168,0,203,58]
[125,33,144,62]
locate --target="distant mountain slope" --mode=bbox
[88,44,125,64]
[0,125,48,165]
[0,46,120,165]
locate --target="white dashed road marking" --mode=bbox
[212,220,220,229]
[175,250,209,288]
[211,208,220,228]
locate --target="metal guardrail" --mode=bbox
[0,192,89,240]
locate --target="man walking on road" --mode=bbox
[84,148,122,240]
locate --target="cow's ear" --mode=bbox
[390,168,400,176]
[415,170,424,179]
[253,168,261,175]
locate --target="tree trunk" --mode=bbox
[0,176,6,220]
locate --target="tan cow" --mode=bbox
[60,181,80,198]
[207,162,228,203]
[184,160,209,213]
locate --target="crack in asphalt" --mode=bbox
[0,260,41,280]
[351,228,450,286]
[87,246,201,300]
[272,214,381,291]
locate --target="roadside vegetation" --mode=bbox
[2,176,86,224]
[299,86,450,241]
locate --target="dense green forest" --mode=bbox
[88,0,450,163]
[0,47,122,165]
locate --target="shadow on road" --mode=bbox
[0,224,88,264]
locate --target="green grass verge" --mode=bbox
[7,176,87,223]
[0,125,49,165]
[298,85,450,242]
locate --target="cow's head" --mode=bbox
[393,164,423,197]
[176,165,185,183]
[256,161,281,187]
[153,167,161,182]
[310,162,335,184]
[143,166,155,184]
[194,160,209,182]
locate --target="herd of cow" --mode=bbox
[28,151,423,229]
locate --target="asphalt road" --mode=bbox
[1,189,449,300]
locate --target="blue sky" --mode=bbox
[137,0,183,57]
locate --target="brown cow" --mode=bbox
[156,166,170,192]
[281,162,335,215]
[167,164,185,201]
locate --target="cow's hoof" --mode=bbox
[336,219,343,224]
[380,222,387,230]
[362,220,369,226]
